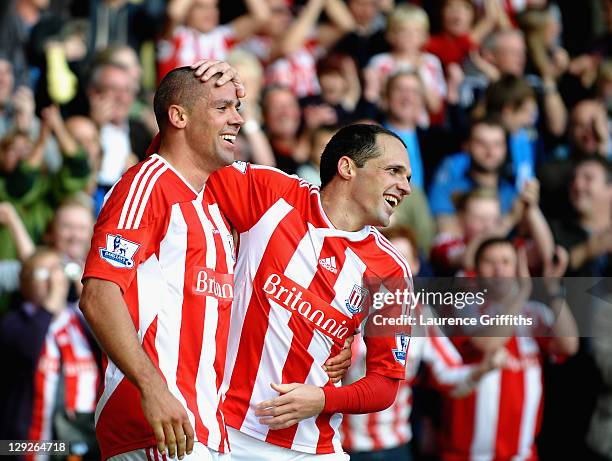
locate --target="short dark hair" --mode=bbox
[319,123,406,189]
[485,74,535,115]
[574,155,612,184]
[153,66,209,134]
[474,236,514,270]
[469,115,506,138]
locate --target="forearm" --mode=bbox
[278,0,325,57]
[80,278,165,392]
[525,206,555,264]
[324,0,356,33]
[53,122,80,157]
[547,297,578,355]
[322,372,400,414]
[6,211,35,261]
[24,140,46,169]
[470,17,496,45]
[244,0,270,24]
[542,80,567,137]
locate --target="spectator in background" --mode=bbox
[64,116,104,215]
[302,53,361,126]
[519,6,569,85]
[157,0,269,82]
[425,0,508,69]
[342,225,502,461]
[0,248,100,460]
[484,75,539,189]
[538,99,610,220]
[0,0,52,87]
[430,187,504,275]
[0,105,90,260]
[459,29,528,110]
[551,156,612,277]
[428,117,517,234]
[440,237,577,461]
[296,124,338,186]
[97,45,157,136]
[86,61,150,193]
[226,49,275,167]
[365,4,446,123]
[241,0,355,98]
[333,0,391,70]
[0,201,35,311]
[0,56,61,172]
[88,0,165,58]
[44,196,94,300]
[261,85,309,174]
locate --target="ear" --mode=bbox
[337,156,354,181]
[167,104,188,129]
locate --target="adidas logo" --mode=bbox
[319,256,338,274]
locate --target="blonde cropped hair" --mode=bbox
[388,4,430,32]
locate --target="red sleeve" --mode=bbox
[82,166,170,293]
[205,162,316,233]
[322,372,400,414]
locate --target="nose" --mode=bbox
[398,176,411,196]
[230,106,244,126]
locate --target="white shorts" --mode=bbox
[227,427,349,461]
[107,442,230,461]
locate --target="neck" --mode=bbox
[320,184,364,231]
[158,138,213,191]
[387,117,416,131]
[579,207,611,233]
[392,50,419,60]
[469,168,498,188]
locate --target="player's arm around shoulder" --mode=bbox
[207,161,316,231]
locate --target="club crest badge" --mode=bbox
[392,333,410,366]
[345,284,369,314]
[100,234,140,269]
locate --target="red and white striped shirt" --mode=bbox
[157,25,237,82]
[366,52,447,99]
[341,309,475,454]
[83,154,236,459]
[240,35,321,97]
[440,301,557,461]
[205,163,411,455]
[28,307,99,461]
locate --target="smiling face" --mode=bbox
[350,134,411,228]
[570,161,612,217]
[386,73,424,126]
[50,204,94,262]
[263,88,301,140]
[184,78,244,171]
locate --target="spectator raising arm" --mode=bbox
[0,202,34,261]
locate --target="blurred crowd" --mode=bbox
[0,0,610,460]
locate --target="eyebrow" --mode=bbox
[210,99,242,109]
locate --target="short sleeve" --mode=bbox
[205,162,314,233]
[82,174,169,293]
[362,253,413,380]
